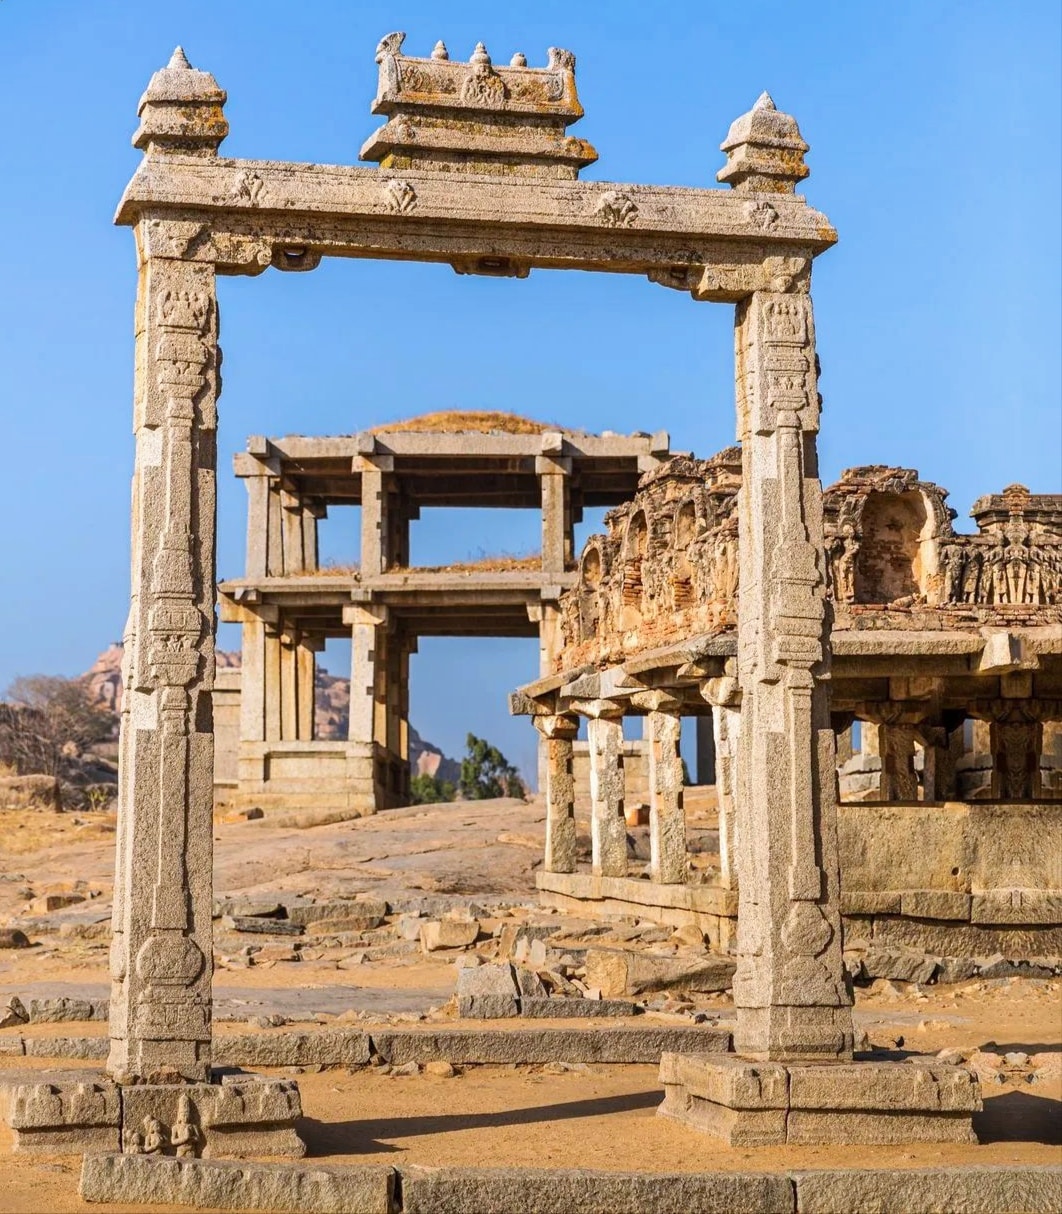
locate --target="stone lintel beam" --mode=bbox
[117,159,836,277]
[342,603,389,627]
[536,455,572,475]
[218,599,279,626]
[354,453,395,474]
[233,451,280,477]
[263,431,668,462]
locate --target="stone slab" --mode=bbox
[401,1166,792,1214]
[659,1055,980,1146]
[24,1035,108,1060]
[213,1030,371,1068]
[372,1026,730,1067]
[519,997,639,1018]
[793,1165,1062,1213]
[6,1079,120,1154]
[80,1154,396,1213]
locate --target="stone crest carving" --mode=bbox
[596,191,638,227]
[383,178,418,214]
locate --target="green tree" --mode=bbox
[458,733,525,800]
[409,772,456,804]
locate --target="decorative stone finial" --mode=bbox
[133,46,228,156]
[362,32,596,179]
[717,92,809,194]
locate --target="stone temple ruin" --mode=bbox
[3,28,1060,1214]
[217,419,671,813]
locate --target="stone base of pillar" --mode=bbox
[658,1053,980,1146]
[7,1073,305,1159]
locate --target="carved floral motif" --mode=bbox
[595,191,639,227]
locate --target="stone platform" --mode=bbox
[6,1071,303,1157]
[658,1052,981,1146]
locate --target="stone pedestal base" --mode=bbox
[6,1072,304,1158]
[658,1052,981,1146]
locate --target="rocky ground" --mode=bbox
[0,796,1059,1213]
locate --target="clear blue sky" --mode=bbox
[1,1,1059,779]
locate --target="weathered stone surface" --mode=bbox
[80,1154,396,1213]
[659,1055,981,1146]
[288,898,387,929]
[421,919,480,951]
[224,915,304,936]
[0,928,32,950]
[29,997,107,1023]
[401,1166,792,1214]
[121,1078,304,1159]
[372,1026,729,1066]
[24,1035,109,1060]
[793,1166,1062,1213]
[456,963,519,1018]
[6,1080,120,1154]
[213,1030,371,1068]
[585,947,735,997]
[0,995,29,1027]
[519,997,639,1018]
[862,947,938,984]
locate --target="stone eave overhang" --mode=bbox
[511,624,1062,715]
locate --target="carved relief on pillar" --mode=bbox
[732,285,852,1061]
[110,235,220,1084]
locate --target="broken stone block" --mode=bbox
[28,997,106,1023]
[0,994,29,1028]
[862,947,938,985]
[420,919,480,952]
[584,948,735,997]
[424,1060,456,1078]
[936,956,979,984]
[29,892,86,913]
[0,928,31,950]
[223,916,303,937]
[456,963,519,1018]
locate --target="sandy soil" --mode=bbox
[1,798,1059,1212]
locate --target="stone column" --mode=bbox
[695,714,716,785]
[731,284,853,1061]
[533,714,579,873]
[582,702,627,877]
[295,636,317,741]
[538,454,572,574]
[644,701,686,884]
[263,625,282,743]
[989,708,1042,799]
[360,461,392,577]
[347,607,381,747]
[109,233,219,1084]
[279,631,299,741]
[878,721,919,801]
[703,677,742,891]
[918,718,964,802]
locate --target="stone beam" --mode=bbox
[117,161,835,288]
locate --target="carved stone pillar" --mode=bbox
[990,708,1043,799]
[108,239,219,1084]
[918,719,964,802]
[533,714,579,873]
[582,702,627,877]
[731,287,853,1061]
[644,703,686,884]
[346,606,383,748]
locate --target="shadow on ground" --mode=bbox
[974,1090,1062,1144]
[300,1088,662,1156]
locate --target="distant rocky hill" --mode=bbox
[83,644,458,781]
